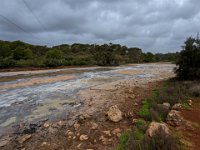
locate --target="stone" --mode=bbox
[43,122,51,128]
[80,135,89,141]
[146,122,170,137]
[90,122,98,130]
[67,131,74,136]
[74,123,80,130]
[79,113,91,120]
[17,134,32,144]
[103,130,111,137]
[99,136,108,145]
[166,110,185,126]
[172,103,182,110]
[163,102,171,109]
[106,105,123,122]
[188,99,192,106]
[112,128,121,136]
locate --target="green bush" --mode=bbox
[45,49,64,59]
[176,36,200,80]
[127,128,178,150]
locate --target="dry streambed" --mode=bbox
[0,63,175,149]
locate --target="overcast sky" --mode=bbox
[0,0,199,53]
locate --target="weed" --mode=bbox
[115,132,129,150]
[137,99,150,119]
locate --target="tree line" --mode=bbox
[0,40,179,68]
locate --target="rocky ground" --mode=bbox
[0,63,187,150]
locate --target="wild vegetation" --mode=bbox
[0,40,179,68]
[176,35,200,80]
[116,36,200,150]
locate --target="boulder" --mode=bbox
[163,102,171,110]
[172,103,182,110]
[166,110,185,126]
[106,105,122,122]
[146,122,170,137]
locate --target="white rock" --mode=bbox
[106,105,122,122]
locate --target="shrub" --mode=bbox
[176,36,200,80]
[127,128,178,150]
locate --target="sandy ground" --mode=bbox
[0,75,75,89]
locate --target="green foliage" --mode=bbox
[0,40,179,68]
[132,127,144,140]
[143,52,155,62]
[176,36,200,79]
[115,132,129,150]
[45,49,64,59]
[137,99,150,119]
[13,47,33,60]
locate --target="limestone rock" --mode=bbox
[103,130,111,137]
[99,136,108,145]
[112,128,121,137]
[166,110,185,126]
[43,122,51,128]
[74,123,80,130]
[90,122,98,130]
[172,103,182,110]
[106,105,122,122]
[80,135,89,141]
[146,122,170,137]
[163,102,171,110]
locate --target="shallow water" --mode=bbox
[0,64,174,133]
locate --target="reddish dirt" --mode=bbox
[180,101,200,150]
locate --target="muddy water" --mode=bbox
[0,64,174,133]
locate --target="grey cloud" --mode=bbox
[0,0,200,52]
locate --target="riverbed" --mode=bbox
[0,63,175,134]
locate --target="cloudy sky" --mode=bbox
[0,0,199,53]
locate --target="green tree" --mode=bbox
[45,49,64,59]
[13,47,33,60]
[176,36,200,79]
[143,52,155,62]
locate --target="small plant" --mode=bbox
[115,132,129,150]
[132,127,144,140]
[137,99,150,119]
